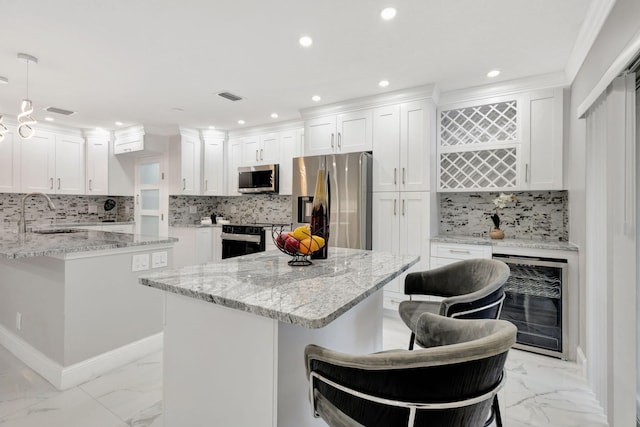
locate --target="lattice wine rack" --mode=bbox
[438,99,520,191]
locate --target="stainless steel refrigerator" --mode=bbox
[292,151,372,250]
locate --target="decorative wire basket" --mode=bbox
[271,225,314,266]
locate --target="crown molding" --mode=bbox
[201,129,227,140]
[438,72,569,106]
[83,128,112,139]
[565,0,617,84]
[227,119,304,138]
[299,84,438,119]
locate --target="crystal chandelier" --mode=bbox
[17,53,38,140]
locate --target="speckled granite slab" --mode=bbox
[0,230,177,259]
[139,248,419,329]
[431,235,578,251]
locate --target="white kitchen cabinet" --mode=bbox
[373,191,434,312]
[429,241,492,268]
[304,109,372,156]
[0,128,21,193]
[437,88,564,192]
[241,133,280,166]
[85,131,109,195]
[373,100,435,193]
[21,131,85,194]
[169,128,201,195]
[278,129,304,195]
[202,131,225,196]
[227,138,242,196]
[113,126,145,155]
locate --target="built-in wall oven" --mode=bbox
[221,225,265,259]
[493,254,568,359]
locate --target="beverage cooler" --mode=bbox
[493,254,568,359]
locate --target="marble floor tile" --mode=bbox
[0,315,609,427]
[0,387,127,427]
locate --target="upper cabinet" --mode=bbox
[437,88,564,192]
[278,129,304,196]
[85,130,110,195]
[372,99,435,192]
[0,128,21,193]
[21,131,85,194]
[202,130,225,196]
[169,128,201,195]
[113,126,145,155]
[227,138,242,196]
[241,133,280,166]
[304,109,373,156]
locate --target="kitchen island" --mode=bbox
[140,247,419,427]
[0,229,176,389]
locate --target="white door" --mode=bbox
[86,136,109,195]
[401,100,432,192]
[180,135,200,195]
[227,139,242,195]
[0,129,20,193]
[337,109,373,153]
[373,105,401,192]
[260,132,280,164]
[241,135,260,165]
[21,132,55,193]
[304,115,336,156]
[372,192,401,293]
[55,135,85,194]
[203,136,224,195]
[135,156,168,237]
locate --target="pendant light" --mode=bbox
[17,53,38,140]
[0,115,7,143]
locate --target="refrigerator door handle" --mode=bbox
[358,152,371,249]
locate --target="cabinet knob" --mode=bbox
[50,178,54,190]
[394,168,397,185]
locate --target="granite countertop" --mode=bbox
[431,235,578,251]
[0,230,177,259]
[36,221,135,228]
[170,223,223,228]
[139,248,419,329]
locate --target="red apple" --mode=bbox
[275,233,287,249]
[284,236,300,253]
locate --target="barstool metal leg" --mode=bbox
[408,332,415,350]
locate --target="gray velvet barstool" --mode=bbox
[305,313,517,427]
[398,258,510,350]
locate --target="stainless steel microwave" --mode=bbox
[238,164,279,194]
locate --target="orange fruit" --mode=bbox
[299,237,320,254]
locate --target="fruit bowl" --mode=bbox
[271,225,325,266]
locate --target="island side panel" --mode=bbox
[0,257,66,364]
[277,290,383,427]
[163,292,278,427]
[63,248,168,365]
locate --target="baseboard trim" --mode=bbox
[576,345,587,379]
[0,323,163,390]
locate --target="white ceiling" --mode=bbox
[0,0,595,134]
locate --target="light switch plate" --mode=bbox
[132,253,150,271]
[88,205,98,214]
[152,251,168,268]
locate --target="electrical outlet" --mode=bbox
[132,254,150,271]
[16,312,22,330]
[152,251,168,268]
[189,206,197,214]
[88,205,98,214]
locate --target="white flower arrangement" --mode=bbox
[490,193,517,229]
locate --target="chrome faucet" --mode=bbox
[18,192,56,234]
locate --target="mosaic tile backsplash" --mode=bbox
[170,195,292,225]
[439,191,568,241]
[0,193,134,230]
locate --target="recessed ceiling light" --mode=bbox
[44,117,54,122]
[208,125,216,130]
[299,36,313,47]
[238,119,245,125]
[0,76,8,84]
[379,80,390,87]
[115,121,124,126]
[171,107,185,112]
[380,7,397,20]
[270,113,279,119]
[487,69,501,78]
[312,95,321,102]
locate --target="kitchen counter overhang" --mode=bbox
[140,247,419,329]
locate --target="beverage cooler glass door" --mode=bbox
[494,254,568,359]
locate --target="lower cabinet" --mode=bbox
[429,241,492,267]
[373,191,435,313]
[170,226,222,268]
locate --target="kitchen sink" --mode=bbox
[33,229,84,234]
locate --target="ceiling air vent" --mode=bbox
[217,92,243,102]
[44,106,76,116]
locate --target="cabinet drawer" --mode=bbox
[114,139,143,154]
[432,242,492,260]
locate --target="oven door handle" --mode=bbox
[221,233,262,244]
